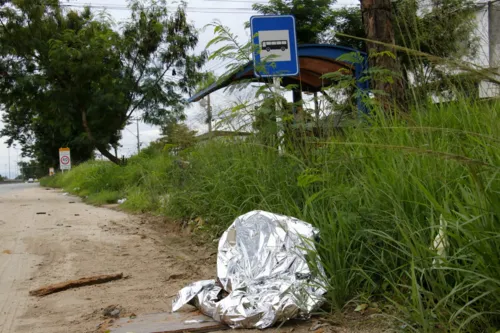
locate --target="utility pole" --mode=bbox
[125,118,141,154]
[8,147,10,180]
[200,96,213,135]
[136,118,141,153]
[489,1,500,80]
[207,94,212,134]
[313,92,320,127]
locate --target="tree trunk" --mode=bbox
[95,143,122,165]
[81,109,122,165]
[360,0,405,111]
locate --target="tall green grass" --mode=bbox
[41,97,500,332]
[41,149,176,211]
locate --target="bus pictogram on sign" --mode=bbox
[262,40,288,52]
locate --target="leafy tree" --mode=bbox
[0,0,205,166]
[326,0,477,96]
[325,7,365,50]
[18,160,45,179]
[392,0,478,90]
[0,1,97,169]
[161,121,198,152]
[252,0,336,44]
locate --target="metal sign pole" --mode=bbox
[251,15,299,152]
[273,77,280,110]
[273,77,283,151]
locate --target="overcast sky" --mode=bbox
[0,0,358,178]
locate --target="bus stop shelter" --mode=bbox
[188,44,369,113]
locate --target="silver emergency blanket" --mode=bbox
[172,210,326,329]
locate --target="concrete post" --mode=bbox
[488,1,499,69]
[488,0,500,96]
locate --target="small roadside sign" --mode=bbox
[250,15,299,77]
[49,167,55,176]
[59,148,71,171]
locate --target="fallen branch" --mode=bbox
[29,273,124,297]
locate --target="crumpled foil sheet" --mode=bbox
[172,210,326,329]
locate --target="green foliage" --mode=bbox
[87,191,122,205]
[36,2,499,330]
[41,149,176,212]
[161,122,198,151]
[43,97,500,331]
[252,0,335,44]
[326,7,366,50]
[204,20,257,91]
[166,140,304,234]
[18,160,46,180]
[40,174,62,188]
[53,162,124,194]
[0,1,98,168]
[0,0,205,167]
[393,0,477,59]
[326,0,478,96]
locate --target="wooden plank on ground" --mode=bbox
[107,311,228,333]
[29,273,124,297]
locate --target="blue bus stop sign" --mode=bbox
[250,15,299,78]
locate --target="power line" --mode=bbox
[204,0,268,2]
[60,2,359,13]
[205,59,236,72]
[204,0,357,4]
[60,3,258,13]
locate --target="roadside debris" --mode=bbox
[159,194,170,207]
[431,214,449,267]
[105,311,227,333]
[68,201,75,204]
[36,212,47,215]
[117,198,127,204]
[173,210,326,329]
[2,249,12,254]
[185,319,211,324]
[354,304,369,312]
[309,322,329,331]
[102,304,122,318]
[29,272,124,297]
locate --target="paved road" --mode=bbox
[0,183,42,333]
[0,183,37,195]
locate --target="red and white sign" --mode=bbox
[59,148,71,170]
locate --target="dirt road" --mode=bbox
[0,184,216,333]
[0,185,386,333]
